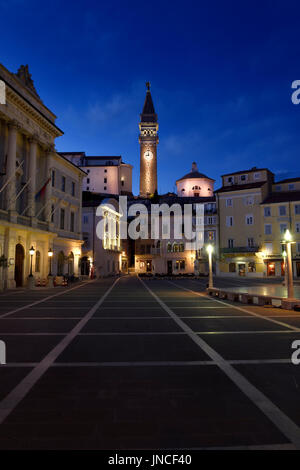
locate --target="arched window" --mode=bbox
[57,251,65,276]
[179,243,184,252]
[173,242,179,252]
[167,242,172,253]
[35,250,41,272]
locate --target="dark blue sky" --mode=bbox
[1,0,300,194]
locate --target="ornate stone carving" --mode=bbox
[15,65,40,98]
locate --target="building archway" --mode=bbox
[57,251,65,276]
[15,243,24,287]
[80,256,90,276]
[68,252,74,275]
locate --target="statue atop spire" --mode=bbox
[146,81,151,91]
[15,65,40,98]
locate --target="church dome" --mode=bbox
[176,162,215,197]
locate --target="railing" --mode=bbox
[17,215,31,226]
[0,210,9,221]
[221,246,259,253]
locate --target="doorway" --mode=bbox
[167,260,172,275]
[267,262,275,276]
[238,263,246,276]
[15,244,24,287]
[146,260,152,272]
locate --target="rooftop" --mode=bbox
[215,181,266,193]
[261,191,300,204]
[222,167,274,177]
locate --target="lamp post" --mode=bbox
[47,248,54,287]
[48,248,53,276]
[27,246,35,289]
[29,246,35,277]
[284,229,294,299]
[206,243,214,289]
[282,249,288,287]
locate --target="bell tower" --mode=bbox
[139,82,159,197]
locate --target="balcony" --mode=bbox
[221,246,259,254]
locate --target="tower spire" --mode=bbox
[139,84,159,197]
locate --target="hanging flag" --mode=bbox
[35,177,51,200]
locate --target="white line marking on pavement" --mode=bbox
[0,277,119,426]
[2,358,292,368]
[0,330,294,336]
[168,281,300,333]
[140,278,300,450]
[0,281,95,319]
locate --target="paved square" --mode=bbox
[0,275,300,449]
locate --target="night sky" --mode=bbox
[1,0,300,195]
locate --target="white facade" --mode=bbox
[60,153,133,195]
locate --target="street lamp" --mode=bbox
[29,246,35,277]
[282,249,288,287]
[206,243,214,288]
[283,229,294,299]
[48,248,53,276]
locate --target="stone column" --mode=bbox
[6,121,18,214]
[28,136,37,218]
[44,146,53,223]
[78,174,83,237]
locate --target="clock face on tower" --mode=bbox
[144,150,153,161]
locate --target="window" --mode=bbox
[280,223,287,234]
[104,178,107,183]
[104,186,107,190]
[208,231,215,240]
[265,224,272,235]
[179,243,184,252]
[226,216,233,227]
[228,239,234,248]
[295,205,300,215]
[70,212,75,232]
[297,242,300,253]
[61,176,66,192]
[86,186,89,191]
[121,180,124,186]
[246,214,253,225]
[83,215,88,224]
[279,206,286,216]
[51,204,54,223]
[247,237,254,247]
[35,250,41,272]
[276,185,281,191]
[227,176,233,183]
[226,198,232,207]
[173,243,179,253]
[167,242,172,252]
[244,196,254,206]
[264,207,271,217]
[104,169,107,173]
[254,172,261,180]
[51,170,55,187]
[175,260,185,270]
[229,262,236,272]
[71,182,75,196]
[60,208,65,230]
[289,184,295,190]
[296,222,300,233]
[248,262,256,272]
[87,169,90,173]
[240,174,247,181]
[163,224,168,235]
[87,178,90,184]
